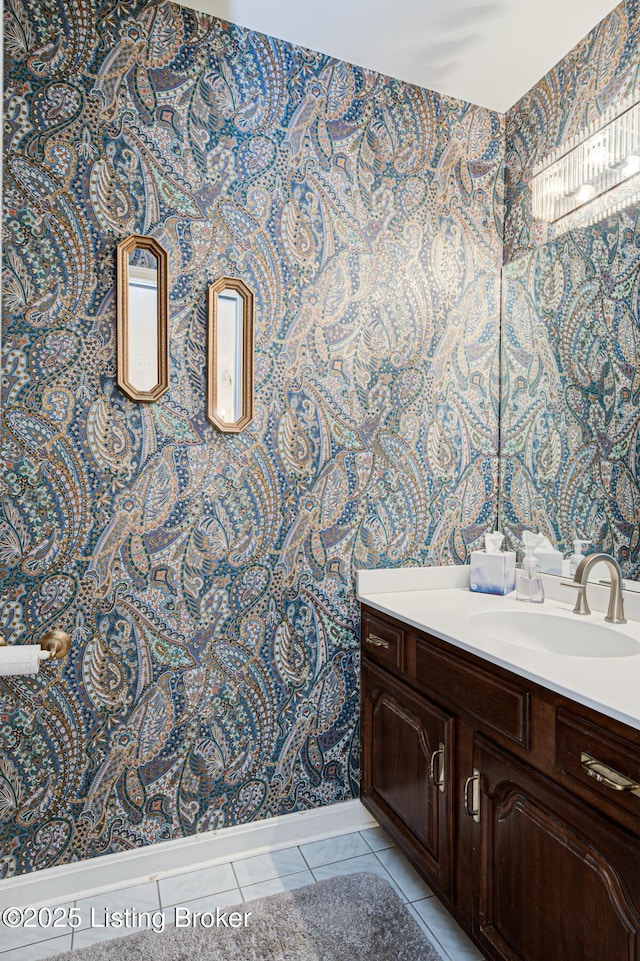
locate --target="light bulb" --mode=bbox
[621,154,640,176]
[574,184,596,203]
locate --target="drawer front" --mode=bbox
[362,611,405,672]
[556,709,640,823]
[415,634,530,747]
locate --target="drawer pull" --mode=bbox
[429,742,445,793]
[580,753,640,798]
[365,633,390,650]
[464,768,481,822]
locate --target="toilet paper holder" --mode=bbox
[0,629,71,661]
[39,630,71,661]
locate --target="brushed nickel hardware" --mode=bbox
[580,753,640,797]
[39,630,71,661]
[464,768,481,822]
[365,633,390,650]
[560,581,585,594]
[430,742,446,793]
[562,553,626,623]
[560,581,592,615]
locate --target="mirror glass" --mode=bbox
[116,234,169,402]
[216,289,244,425]
[127,251,159,393]
[499,224,640,590]
[207,277,254,432]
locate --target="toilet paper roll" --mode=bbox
[0,645,49,676]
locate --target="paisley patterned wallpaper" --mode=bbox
[0,0,503,875]
[501,1,640,578]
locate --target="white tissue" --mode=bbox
[0,645,49,676]
[484,531,504,553]
[521,530,562,573]
[522,530,554,552]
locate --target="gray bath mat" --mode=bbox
[50,872,443,960]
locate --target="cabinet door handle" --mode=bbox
[464,768,481,822]
[365,633,390,650]
[580,753,640,797]
[429,742,445,793]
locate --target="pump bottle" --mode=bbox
[568,539,591,576]
[515,555,545,603]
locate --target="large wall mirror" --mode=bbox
[116,234,169,402]
[499,220,640,590]
[206,277,254,433]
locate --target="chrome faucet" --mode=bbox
[562,553,626,624]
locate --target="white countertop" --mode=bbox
[357,566,640,731]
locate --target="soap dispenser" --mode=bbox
[568,538,591,576]
[516,555,545,603]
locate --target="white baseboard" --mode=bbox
[1,799,378,909]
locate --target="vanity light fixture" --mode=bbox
[531,95,640,235]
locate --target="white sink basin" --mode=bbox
[468,610,640,658]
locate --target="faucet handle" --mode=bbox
[561,581,591,615]
[598,578,630,591]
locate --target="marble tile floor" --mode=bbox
[0,824,486,961]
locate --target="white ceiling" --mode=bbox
[180,0,617,112]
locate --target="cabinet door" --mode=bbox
[472,735,640,961]
[361,660,453,896]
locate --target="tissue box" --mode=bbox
[469,551,516,595]
[532,550,562,575]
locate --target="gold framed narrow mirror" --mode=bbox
[116,234,169,402]
[206,277,254,432]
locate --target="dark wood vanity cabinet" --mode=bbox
[360,605,640,961]
[475,736,640,961]
[361,661,454,897]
